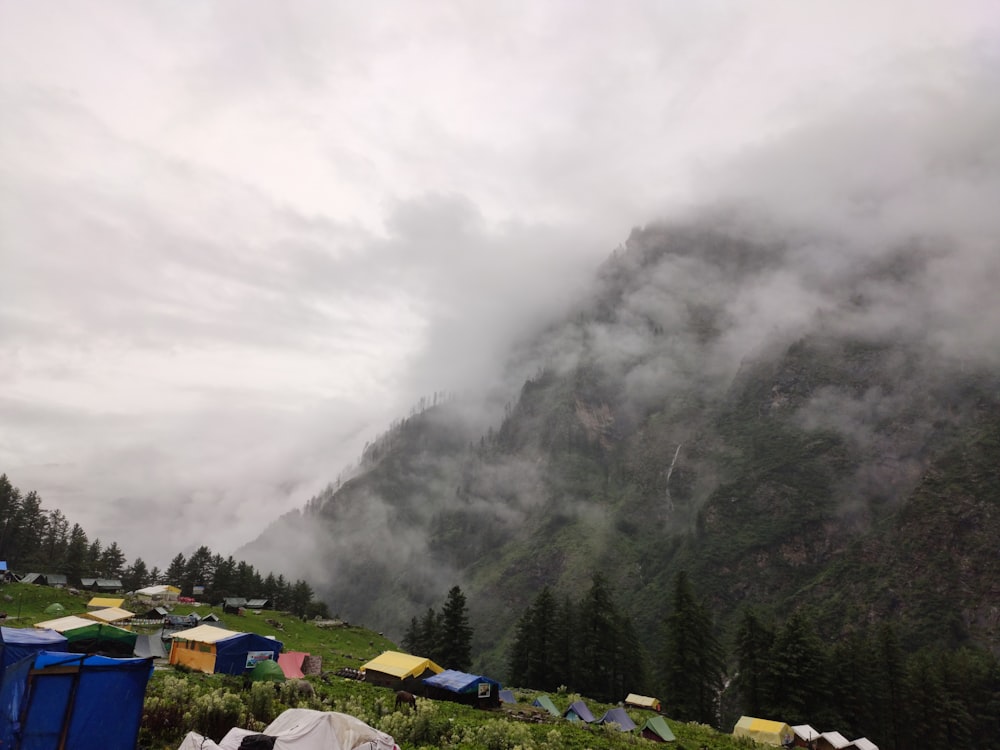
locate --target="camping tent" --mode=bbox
[422,669,502,708]
[0,651,153,750]
[596,707,637,731]
[82,606,135,625]
[42,603,65,615]
[86,597,125,610]
[34,615,94,633]
[359,651,443,689]
[499,689,516,703]
[176,708,397,750]
[564,700,595,723]
[0,627,68,671]
[793,725,821,747]
[249,658,286,682]
[279,651,308,679]
[168,625,284,675]
[734,717,794,747]
[34,616,137,657]
[642,716,677,742]
[625,693,662,712]
[134,632,168,659]
[135,584,181,602]
[532,695,560,716]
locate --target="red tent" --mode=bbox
[278,651,307,678]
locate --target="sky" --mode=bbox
[1,0,997,567]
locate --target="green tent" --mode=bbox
[532,695,560,717]
[249,658,286,682]
[642,716,677,742]
[63,623,138,658]
[44,603,66,614]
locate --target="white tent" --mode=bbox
[177,709,397,750]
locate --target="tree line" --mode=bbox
[401,585,474,672]
[0,474,328,618]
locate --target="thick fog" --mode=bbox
[1,0,997,567]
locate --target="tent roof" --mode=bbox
[423,669,501,694]
[84,607,135,623]
[360,651,443,679]
[34,615,95,632]
[625,693,661,709]
[278,651,307,679]
[1,626,68,646]
[793,725,821,741]
[853,738,878,750]
[224,597,247,607]
[169,624,242,644]
[20,573,43,584]
[87,597,125,608]
[565,700,595,723]
[45,574,68,584]
[533,695,560,716]
[245,599,270,608]
[136,585,180,595]
[643,716,677,742]
[597,708,637,731]
[821,731,853,749]
[734,717,793,746]
[133,633,167,659]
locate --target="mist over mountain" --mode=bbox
[238,56,1000,675]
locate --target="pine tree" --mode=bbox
[769,610,828,724]
[64,524,89,581]
[439,585,473,671]
[402,616,422,654]
[660,571,725,725]
[100,541,126,579]
[165,553,186,586]
[733,608,775,717]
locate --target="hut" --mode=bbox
[359,651,443,691]
[422,669,502,709]
[734,716,794,746]
[793,725,821,747]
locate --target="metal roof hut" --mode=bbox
[422,669,503,709]
[223,597,248,614]
[359,650,443,691]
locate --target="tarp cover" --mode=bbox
[422,669,501,694]
[499,689,516,703]
[596,707,637,731]
[0,627,68,671]
[642,716,677,742]
[176,708,397,750]
[0,651,152,750]
[360,651,443,680]
[278,652,308,679]
[564,700,595,723]
[532,695,560,716]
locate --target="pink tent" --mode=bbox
[278,651,308,679]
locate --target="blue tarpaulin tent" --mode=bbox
[423,669,502,708]
[499,689,516,703]
[597,707,637,731]
[0,650,153,750]
[564,700,596,723]
[0,627,68,672]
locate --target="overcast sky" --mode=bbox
[1,0,996,567]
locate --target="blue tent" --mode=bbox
[214,633,284,675]
[423,669,502,708]
[0,651,153,750]
[499,689,516,703]
[596,707,637,731]
[564,700,595,723]
[0,627,68,672]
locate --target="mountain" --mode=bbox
[239,218,1000,676]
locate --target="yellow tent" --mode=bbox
[83,607,136,625]
[87,596,125,609]
[360,651,443,686]
[733,716,794,746]
[625,693,662,711]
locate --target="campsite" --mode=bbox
[0,581,774,750]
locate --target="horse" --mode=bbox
[394,690,417,710]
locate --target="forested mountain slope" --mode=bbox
[241,220,1000,675]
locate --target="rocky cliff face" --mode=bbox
[240,220,1000,672]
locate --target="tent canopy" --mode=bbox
[564,700,595,723]
[625,693,661,711]
[642,716,677,742]
[0,626,69,671]
[533,695,560,716]
[169,624,242,643]
[597,708,637,731]
[136,584,180,597]
[87,597,125,609]
[83,606,135,623]
[423,669,501,694]
[0,651,152,750]
[734,716,794,746]
[360,651,443,680]
[34,615,96,632]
